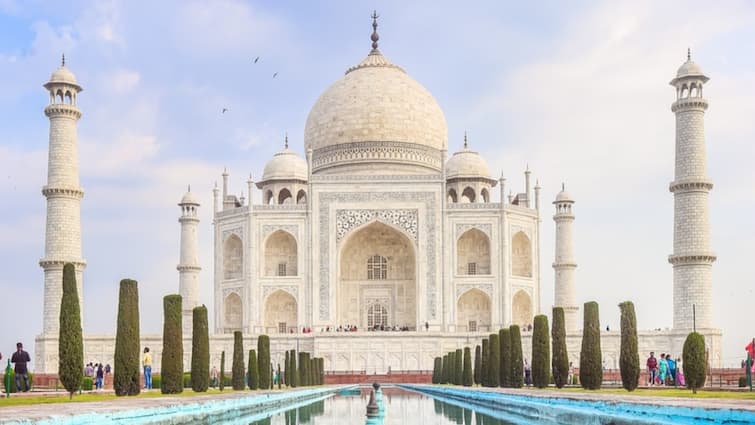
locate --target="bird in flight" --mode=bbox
[272,72,278,79]
[222,108,228,114]
[253,56,259,64]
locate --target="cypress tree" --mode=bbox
[284,350,290,387]
[619,301,640,392]
[298,352,307,386]
[219,351,226,391]
[480,339,489,387]
[462,347,473,386]
[498,328,506,387]
[58,263,83,399]
[190,305,209,392]
[114,279,140,396]
[473,345,481,385]
[161,294,183,394]
[277,363,282,389]
[551,307,569,389]
[440,354,448,384]
[446,352,454,385]
[258,335,271,389]
[500,328,512,388]
[683,332,707,394]
[509,325,524,388]
[532,315,550,388]
[232,331,245,390]
[454,348,463,385]
[579,301,603,389]
[488,334,500,387]
[433,357,442,384]
[289,350,298,387]
[248,349,258,390]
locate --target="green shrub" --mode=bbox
[683,332,707,394]
[500,328,511,388]
[151,374,161,389]
[531,315,550,388]
[190,305,209,392]
[480,339,489,387]
[619,301,640,392]
[258,335,271,389]
[219,351,226,391]
[183,372,192,388]
[488,334,500,387]
[161,294,183,394]
[59,263,84,399]
[289,350,298,387]
[232,331,245,390]
[509,325,524,388]
[579,301,602,390]
[439,354,447,384]
[432,357,442,384]
[463,347,473,386]
[114,279,141,396]
[298,352,307,386]
[248,349,259,390]
[551,307,569,389]
[473,345,481,385]
[2,371,34,393]
[448,352,456,385]
[454,348,463,385]
[739,376,747,388]
[81,376,93,391]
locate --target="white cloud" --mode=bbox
[107,69,140,93]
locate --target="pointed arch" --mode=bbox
[264,230,297,276]
[512,231,532,277]
[224,292,243,332]
[56,89,64,103]
[223,234,243,279]
[264,289,297,333]
[512,290,532,328]
[457,289,491,332]
[480,188,490,203]
[264,190,274,205]
[457,228,490,275]
[447,188,458,203]
[296,189,307,204]
[278,188,293,204]
[461,187,475,203]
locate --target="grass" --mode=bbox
[557,387,755,400]
[0,388,274,407]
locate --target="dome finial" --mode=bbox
[687,47,691,61]
[463,131,468,149]
[61,53,65,67]
[562,182,565,191]
[187,184,191,192]
[370,10,380,51]
[284,132,289,149]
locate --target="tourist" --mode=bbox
[524,359,532,386]
[425,322,429,331]
[658,353,669,386]
[567,362,574,385]
[95,364,104,390]
[105,363,111,375]
[210,365,218,388]
[11,342,31,392]
[142,347,153,390]
[675,358,685,386]
[667,355,677,386]
[646,352,658,386]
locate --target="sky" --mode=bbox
[0,0,753,368]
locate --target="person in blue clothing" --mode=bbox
[666,355,677,386]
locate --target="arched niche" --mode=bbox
[512,290,532,328]
[512,231,532,277]
[264,290,297,333]
[264,230,297,276]
[457,228,490,275]
[224,292,243,332]
[223,234,243,280]
[457,289,491,332]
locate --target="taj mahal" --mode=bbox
[34,17,722,374]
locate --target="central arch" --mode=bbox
[457,289,491,332]
[338,221,417,330]
[264,290,297,333]
[512,290,533,328]
[224,292,242,332]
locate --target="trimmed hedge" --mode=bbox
[454,348,463,385]
[258,335,271,389]
[488,334,500,387]
[480,339,489,387]
[500,328,511,388]
[440,354,448,384]
[248,349,259,390]
[114,279,140,396]
[462,347,473,386]
[232,331,245,390]
[683,332,707,393]
[59,263,84,398]
[532,315,550,388]
[579,301,602,390]
[161,295,183,394]
[509,325,524,388]
[619,301,640,392]
[190,305,209,392]
[289,350,298,387]
[551,307,569,389]
[219,351,226,391]
[473,345,481,385]
[433,357,442,384]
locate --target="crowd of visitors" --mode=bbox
[646,351,685,386]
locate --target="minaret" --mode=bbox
[553,184,579,332]
[524,166,532,208]
[669,50,715,331]
[178,187,201,334]
[40,55,86,335]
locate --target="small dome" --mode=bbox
[261,148,308,182]
[555,185,573,203]
[180,188,200,205]
[676,60,704,79]
[445,147,492,181]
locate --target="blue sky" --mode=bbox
[0,0,753,368]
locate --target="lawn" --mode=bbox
[556,386,755,400]
[0,388,266,407]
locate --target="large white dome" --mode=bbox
[303,49,448,174]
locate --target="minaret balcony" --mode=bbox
[668,253,717,265]
[44,103,82,119]
[668,178,713,193]
[42,185,84,199]
[671,98,708,113]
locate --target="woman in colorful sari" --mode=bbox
[658,353,669,386]
[675,358,685,386]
